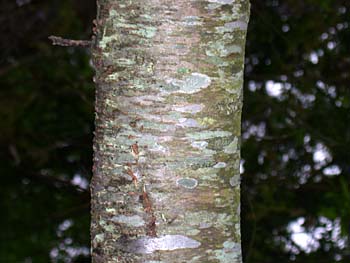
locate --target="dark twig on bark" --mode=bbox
[48,35,92,47]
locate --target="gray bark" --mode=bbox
[91,0,250,262]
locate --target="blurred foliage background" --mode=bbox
[0,0,349,262]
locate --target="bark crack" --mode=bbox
[141,185,157,237]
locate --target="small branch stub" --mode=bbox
[48,36,92,47]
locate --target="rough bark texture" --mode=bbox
[91,0,250,262]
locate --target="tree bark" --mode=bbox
[91,0,250,262]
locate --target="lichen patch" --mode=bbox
[121,235,201,254]
[111,215,146,227]
[176,178,198,189]
[166,73,211,94]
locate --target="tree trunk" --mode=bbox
[91,0,250,262]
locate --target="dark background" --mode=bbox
[1,0,349,262]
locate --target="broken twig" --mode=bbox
[48,35,92,47]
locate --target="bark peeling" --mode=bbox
[91,0,250,262]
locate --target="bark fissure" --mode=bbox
[91,0,250,262]
[141,186,157,237]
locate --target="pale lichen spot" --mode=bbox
[167,73,211,94]
[105,72,120,81]
[149,143,168,154]
[208,0,235,4]
[208,0,236,11]
[223,137,238,154]
[122,235,201,254]
[217,213,234,226]
[216,21,248,33]
[229,174,240,187]
[133,95,166,105]
[92,233,105,248]
[100,222,115,232]
[186,228,201,236]
[206,42,242,57]
[199,222,213,229]
[221,45,242,57]
[99,34,120,50]
[114,20,137,30]
[177,118,200,128]
[182,16,203,26]
[191,141,208,150]
[93,233,104,244]
[188,256,204,263]
[173,104,204,114]
[176,178,198,189]
[115,58,136,66]
[106,208,116,214]
[187,130,232,140]
[136,26,157,39]
[140,14,153,21]
[111,215,145,227]
[177,67,191,74]
[210,240,242,263]
[108,9,118,17]
[98,10,121,50]
[213,162,227,169]
[222,71,243,94]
